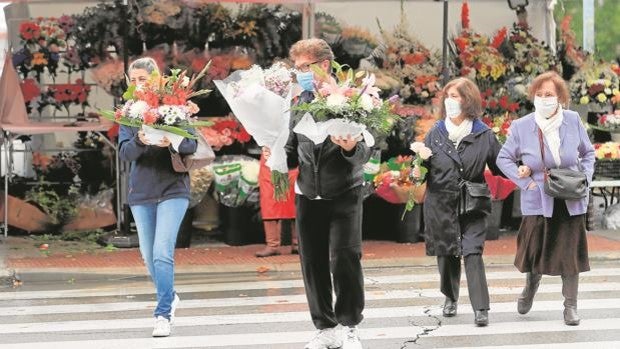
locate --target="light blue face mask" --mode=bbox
[296,71,315,91]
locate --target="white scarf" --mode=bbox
[445,117,473,147]
[534,106,563,167]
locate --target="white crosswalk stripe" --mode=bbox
[1,264,619,348]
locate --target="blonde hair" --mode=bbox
[439,77,483,119]
[289,38,335,62]
[128,57,160,75]
[528,71,570,107]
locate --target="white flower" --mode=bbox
[326,94,348,108]
[410,141,425,153]
[360,94,375,112]
[181,76,190,88]
[128,100,149,119]
[158,105,187,125]
[514,84,527,96]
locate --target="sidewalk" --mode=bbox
[2,231,620,277]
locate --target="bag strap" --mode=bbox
[537,127,549,181]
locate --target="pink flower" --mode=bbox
[418,147,433,160]
[186,101,200,115]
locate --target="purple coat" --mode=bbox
[496,110,595,218]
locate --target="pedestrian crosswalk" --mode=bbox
[1,263,620,348]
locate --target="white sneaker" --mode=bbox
[342,326,363,349]
[152,316,171,337]
[170,293,180,324]
[305,327,342,349]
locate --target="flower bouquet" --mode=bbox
[214,62,294,201]
[373,142,432,219]
[481,112,515,144]
[593,142,620,179]
[199,116,251,151]
[292,61,399,149]
[570,61,620,107]
[100,62,213,150]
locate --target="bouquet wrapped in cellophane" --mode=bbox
[214,62,293,201]
[292,61,400,147]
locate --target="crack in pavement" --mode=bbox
[399,288,444,348]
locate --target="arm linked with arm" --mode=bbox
[496,124,535,190]
[577,120,595,184]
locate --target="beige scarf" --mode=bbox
[445,117,473,147]
[534,106,564,167]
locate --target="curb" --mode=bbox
[7,252,620,282]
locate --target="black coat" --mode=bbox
[422,119,503,256]
[285,91,372,199]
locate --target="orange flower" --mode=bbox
[32,152,51,170]
[402,52,427,65]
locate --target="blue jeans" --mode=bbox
[131,198,188,319]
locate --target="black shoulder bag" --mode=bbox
[537,128,588,200]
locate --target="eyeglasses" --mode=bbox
[294,60,320,73]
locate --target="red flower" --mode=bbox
[461,1,470,30]
[454,37,468,52]
[20,79,40,103]
[499,95,509,109]
[107,124,119,142]
[403,52,427,65]
[143,110,158,125]
[492,27,507,49]
[489,100,498,109]
[19,21,41,41]
[236,127,251,143]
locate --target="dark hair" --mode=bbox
[439,77,483,119]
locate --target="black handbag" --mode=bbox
[537,128,588,200]
[458,180,492,216]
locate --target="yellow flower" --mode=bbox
[479,65,489,78]
[580,96,590,105]
[613,88,619,95]
[604,80,612,87]
[597,93,608,103]
[32,52,48,65]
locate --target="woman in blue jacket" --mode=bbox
[497,71,595,326]
[119,57,197,337]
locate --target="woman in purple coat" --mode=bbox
[497,71,595,326]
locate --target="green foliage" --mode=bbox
[25,181,79,226]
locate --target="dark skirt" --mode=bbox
[514,199,590,276]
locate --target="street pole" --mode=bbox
[441,0,449,85]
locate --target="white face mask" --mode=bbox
[444,98,462,119]
[534,96,559,118]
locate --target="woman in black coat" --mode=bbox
[414,77,503,326]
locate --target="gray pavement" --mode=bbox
[1,261,620,348]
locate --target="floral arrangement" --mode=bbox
[557,15,587,80]
[315,12,342,45]
[570,61,620,107]
[199,117,251,151]
[597,112,620,132]
[90,58,126,98]
[340,26,379,56]
[48,79,91,113]
[501,23,560,77]
[19,17,67,50]
[482,112,515,144]
[373,141,431,219]
[293,61,399,135]
[452,2,507,83]
[215,62,294,200]
[376,9,442,105]
[189,167,214,208]
[13,46,60,81]
[101,63,213,140]
[594,142,620,160]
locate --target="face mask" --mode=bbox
[444,98,462,119]
[534,96,559,118]
[296,71,315,92]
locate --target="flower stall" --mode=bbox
[3,0,619,244]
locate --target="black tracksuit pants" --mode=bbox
[437,254,490,311]
[296,186,365,330]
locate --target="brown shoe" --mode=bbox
[255,246,281,258]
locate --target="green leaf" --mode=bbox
[190,120,214,127]
[99,109,116,121]
[122,85,136,100]
[153,125,198,139]
[310,64,328,79]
